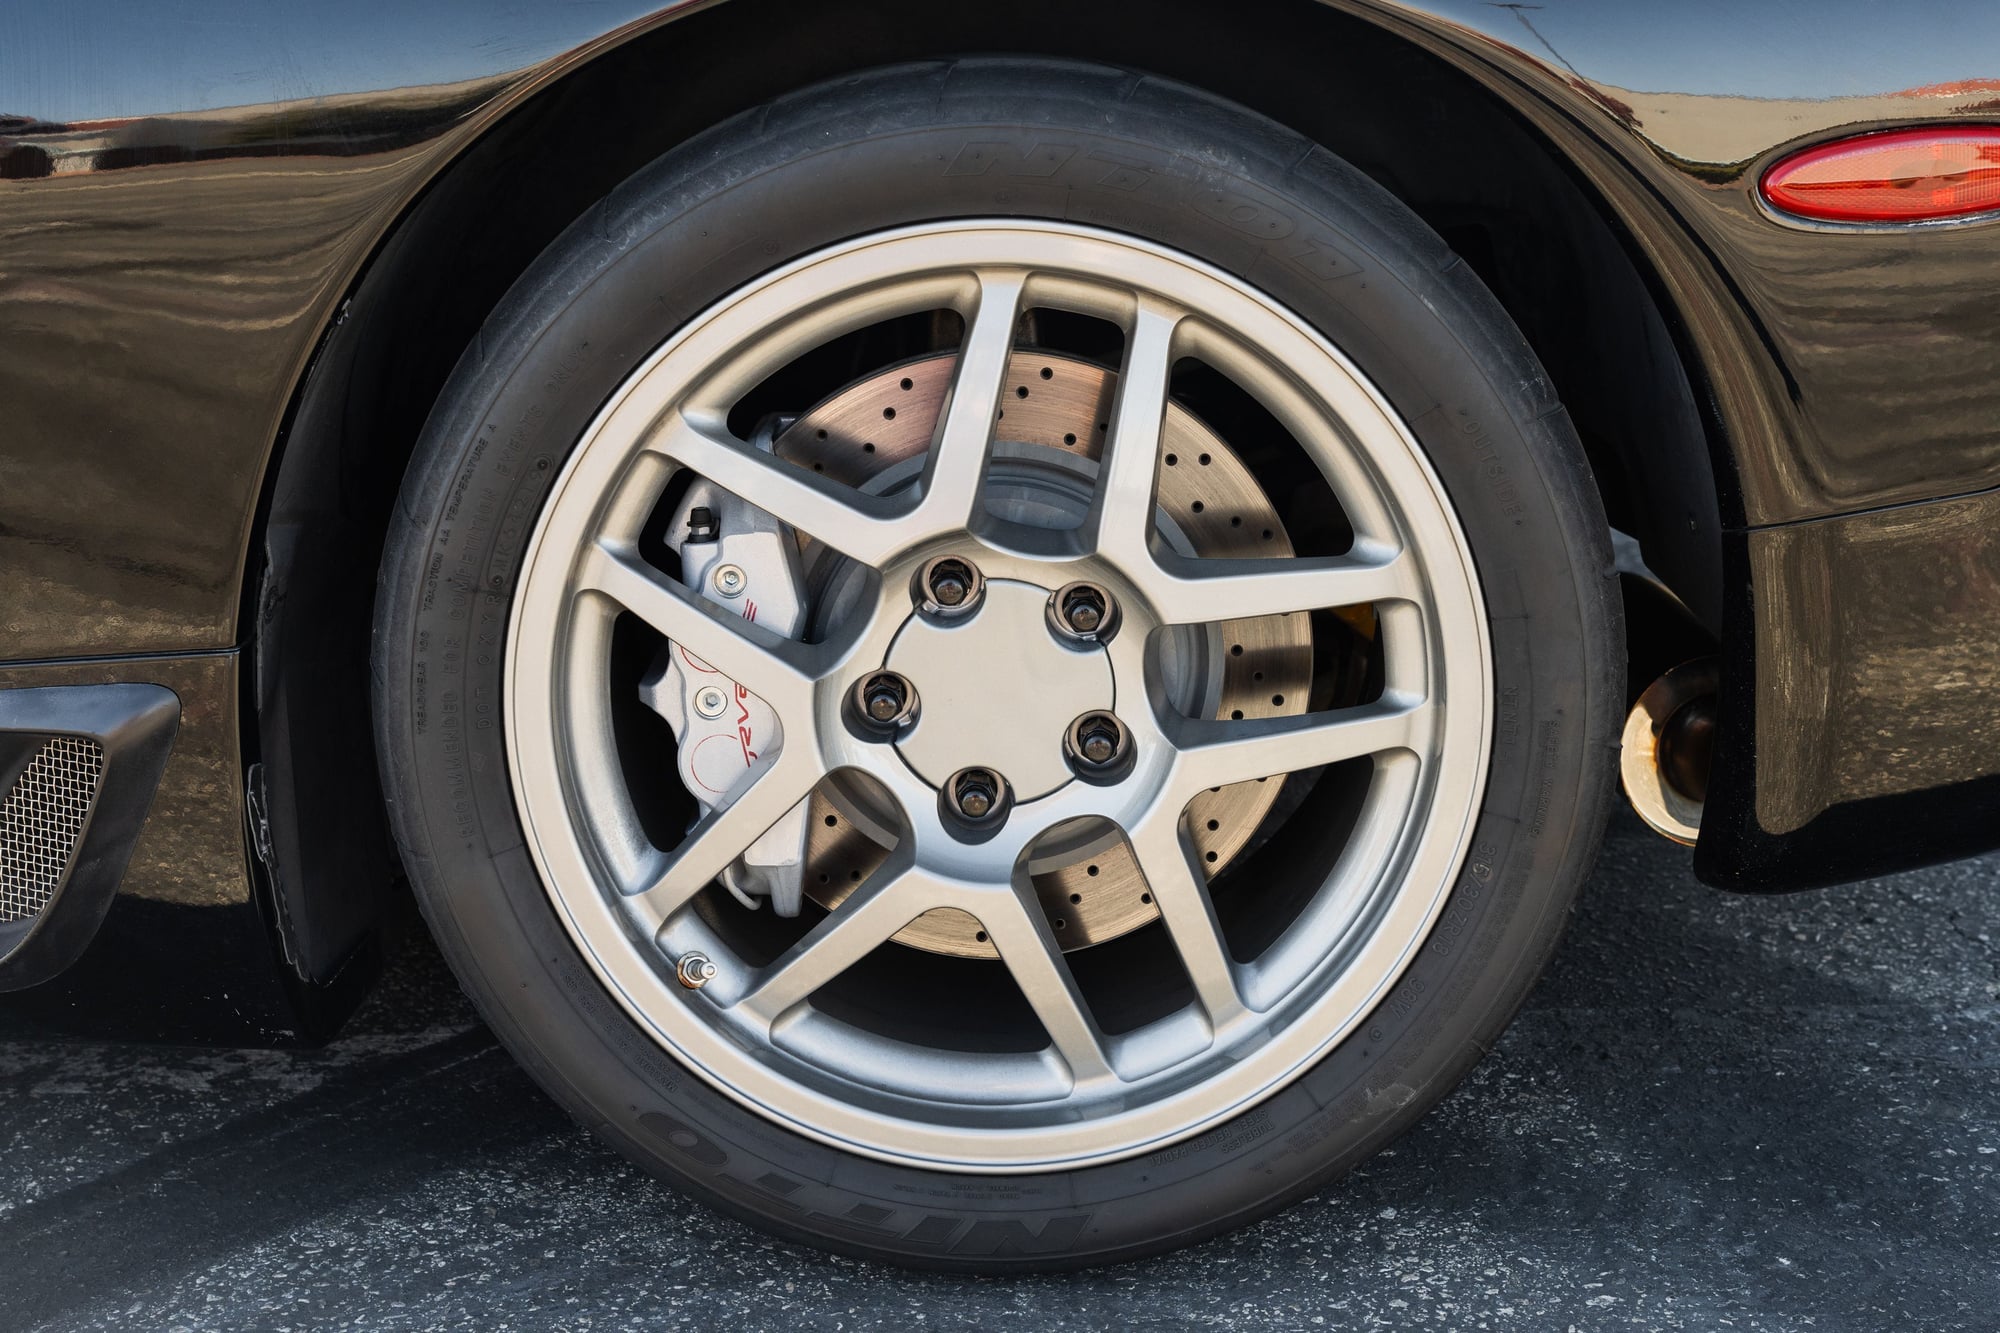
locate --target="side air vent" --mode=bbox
[0,684,179,991]
[1,735,107,924]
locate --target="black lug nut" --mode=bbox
[1049,581,1116,642]
[932,569,969,607]
[865,679,905,722]
[855,671,915,729]
[1062,586,1106,634]
[950,768,1002,820]
[1067,712,1129,774]
[918,556,982,616]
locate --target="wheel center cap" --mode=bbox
[886,578,1113,801]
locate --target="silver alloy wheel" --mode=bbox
[506,221,1491,1172]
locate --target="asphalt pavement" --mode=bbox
[2,811,1996,1331]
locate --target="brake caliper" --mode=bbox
[640,427,814,915]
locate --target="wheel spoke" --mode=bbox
[644,408,908,566]
[627,750,821,919]
[978,882,1117,1085]
[579,540,819,712]
[734,852,932,1026]
[1126,814,1247,1029]
[1131,546,1416,627]
[1084,300,1179,563]
[907,270,1027,540]
[1169,697,1428,794]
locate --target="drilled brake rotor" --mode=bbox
[773,350,1314,959]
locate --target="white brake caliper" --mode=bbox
[640,429,814,915]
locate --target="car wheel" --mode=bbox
[373,58,1621,1269]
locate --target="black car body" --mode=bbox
[1,0,1996,1264]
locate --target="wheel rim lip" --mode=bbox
[504,220,1493,1172]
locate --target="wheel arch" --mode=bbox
[250,0,1737,982]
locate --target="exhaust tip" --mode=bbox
[1621,659,1718,847]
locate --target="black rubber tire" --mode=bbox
[373,58,1622,1271]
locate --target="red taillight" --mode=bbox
[1760,127,2000,223]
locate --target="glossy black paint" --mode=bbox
[1698,490,2000,889]
[11,0,2000,653]
[0,0,1996,1036]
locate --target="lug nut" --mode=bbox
[918,556,983,617]
[1048,581,1117,642]
[931,569,969,607]
[852,671,916,731]
[1066,712,1130,774]
[675,951,718,990]
[866,682,904,722]
[949,768,1003,821]
[864,674,909,723]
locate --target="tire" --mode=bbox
[373,58,1621,1270]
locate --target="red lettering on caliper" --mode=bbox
[734,683,757,764]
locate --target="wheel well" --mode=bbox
[255,0,1724,980]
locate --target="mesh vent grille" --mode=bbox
[1,736,105,923]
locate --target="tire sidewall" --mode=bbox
[374,60,1618,1269]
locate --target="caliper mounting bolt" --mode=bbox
[693,684,730,720]
[712,563,747,598]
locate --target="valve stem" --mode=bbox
[675,952,719,990]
